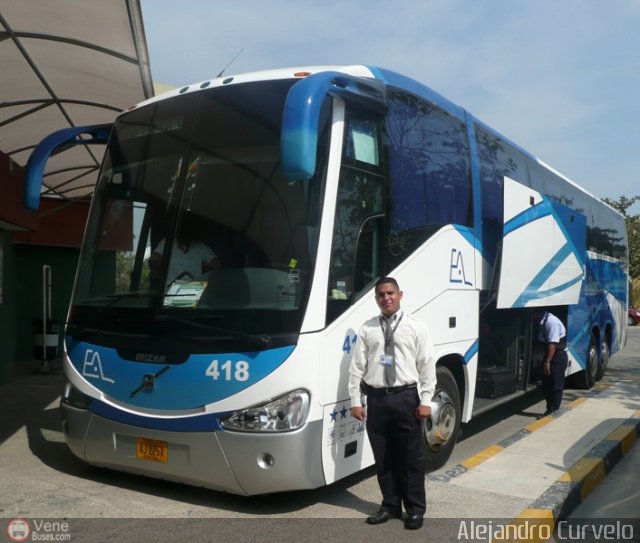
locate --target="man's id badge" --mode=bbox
[379,354,394,367]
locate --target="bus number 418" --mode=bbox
[206,360,250,381]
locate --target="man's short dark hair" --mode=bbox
[375,276,399,290]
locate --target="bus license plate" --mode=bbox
[136,438,168,463]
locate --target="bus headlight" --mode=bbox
[221,389,310,432]
[61,381,92,409]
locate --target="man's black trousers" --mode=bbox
[543,349,569,412]
[365,387,426,516]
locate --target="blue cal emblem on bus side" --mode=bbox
[450,248,472,286]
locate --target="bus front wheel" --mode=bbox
[423,366,461,471]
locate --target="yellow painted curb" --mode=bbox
[593,383,611,391]
[606,424,638,454]
[460,444,504,470]
[500,509,555,543]
[567,397,587,409]
[558,457,605,499]
[525,416,554,432]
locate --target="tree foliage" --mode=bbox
[115,251,150,293]
[602,195,640,279]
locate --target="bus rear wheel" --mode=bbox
[571,333,598,389]
[595,339,609,381]
[423,366,461,471]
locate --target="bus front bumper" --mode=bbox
[61,403,325,496]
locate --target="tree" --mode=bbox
[115,251,151,293]
[602,195,640,279]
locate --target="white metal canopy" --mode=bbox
[0,0,153,203]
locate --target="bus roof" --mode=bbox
[130,65,376,110]
[126,65,616,216]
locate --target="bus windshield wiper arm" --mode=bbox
[82,291,163,306]
[155,315,271,347]
[70,292,164,337]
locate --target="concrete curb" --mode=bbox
[428,378,639,541]
[427,386,610,484]
[511,410,640,542]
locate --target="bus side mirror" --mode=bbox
[281,71,386,182]
[24,123,112,211]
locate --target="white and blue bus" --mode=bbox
[25,66,628,495]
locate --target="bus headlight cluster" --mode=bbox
[221,389,310,432]
[61,381,92,409]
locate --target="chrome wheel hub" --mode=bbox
[424,390,456,451]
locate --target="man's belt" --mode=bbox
[366,383,417,395]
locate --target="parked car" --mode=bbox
[629,306,640,326]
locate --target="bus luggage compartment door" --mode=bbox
[497,177,586,309]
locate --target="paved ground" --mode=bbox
[1,327,639,542]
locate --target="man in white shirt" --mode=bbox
[349,277,436,530]
[537,310,568,418]
[150,237,220,289]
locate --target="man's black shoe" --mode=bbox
[536,409,553,420]
[405,515,424,530]
[365,509,401,525]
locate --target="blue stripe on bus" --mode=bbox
[503,201,552,237]
[368,66,467,122]
[465,114,484,256]
[90,398,225,432]
[590,257,628,301]
[67,338,295,410]
[453,225,476,249]
[464,340,479,365]
[504,196,586,271]
[512,243,582,306]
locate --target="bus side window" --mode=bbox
[385,89,472,269]
[475,126,528,265]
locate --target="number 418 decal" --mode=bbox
[206,360,250,382]
[342,332,357,354]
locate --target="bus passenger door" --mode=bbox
[352,213,385,294]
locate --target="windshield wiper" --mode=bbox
[71,294,272,348]
[82,291,162,305]
[68,292,164,338]
[154,314,271,348]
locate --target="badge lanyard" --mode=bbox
[380,313,402,385]
[380,313,403,355]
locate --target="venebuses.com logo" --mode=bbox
[7,519,30,542]
[6,518,71,541]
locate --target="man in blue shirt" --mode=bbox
[537,310,568,418]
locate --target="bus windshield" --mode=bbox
[69,79,325,341]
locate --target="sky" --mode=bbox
[140,0,639,210]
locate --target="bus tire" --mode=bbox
[423,366,461,471]
[595,339,609,381]
[572,333,598,389]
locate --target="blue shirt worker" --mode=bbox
[538,310,568,418]
[349,277,436,530]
